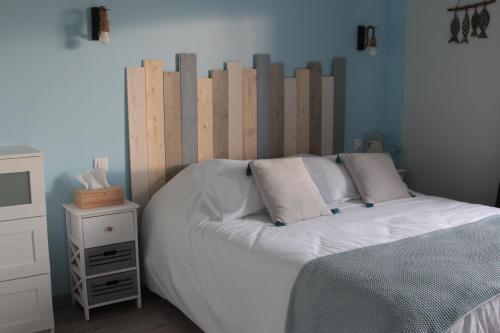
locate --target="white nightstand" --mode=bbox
[63,200,142,320]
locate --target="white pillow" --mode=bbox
[302,156,360,204]
[199,159,264,221]
[250,158,331,225]
[339,153,411,204]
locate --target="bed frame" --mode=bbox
[126,54,346,210]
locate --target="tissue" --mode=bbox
[76,168,110,190]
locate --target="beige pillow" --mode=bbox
[250,158,331,225]
[340,153,410,204]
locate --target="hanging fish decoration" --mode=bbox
[449,12,461,43]
[478,5,490,38]
[462,10,471,43]
[447,0,495,44]
[471,6,481,36]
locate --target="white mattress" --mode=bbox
[141,165,500,333]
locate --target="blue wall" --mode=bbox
[0,0,406,296]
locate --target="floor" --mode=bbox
[54,290,203,333]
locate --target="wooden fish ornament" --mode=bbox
[449,12,461,43]
[471,6,480,37]
[478,5,490,38]
[462,10,471,43]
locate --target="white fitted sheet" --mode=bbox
[142,165,500,333]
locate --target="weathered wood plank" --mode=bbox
[126,67,150,208]
[163,72,182,182]
[333,57,346,154]
[144,60,166,195]
[308,62,322,155]
[296,69,310,154]
[179,53,198,165]
[197,78,214,162]
[254,54,271,159]
[227,62,244,160]
[321,76,335,156]
[284,78,297,157]
[270,63,284,158]
[211,70,229,159]
[243,69,257,160]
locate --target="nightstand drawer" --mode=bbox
[87,271,138,306]
[85,241,136,276]
[83,212,135,248]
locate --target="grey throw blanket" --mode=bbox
[285,215,500,333]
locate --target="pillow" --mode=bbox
[250,158,332,225]
[339,153,410,205]
[199,159,264,221]
[302,156,360,204]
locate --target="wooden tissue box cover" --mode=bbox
[74,186,124,209]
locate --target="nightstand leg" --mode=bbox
[136,296,142,309]
[84,307,90,321]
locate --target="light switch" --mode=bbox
[93,157,109,170]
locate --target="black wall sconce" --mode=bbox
[357,25,378,56]
[91,6,110,44]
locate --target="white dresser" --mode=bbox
[0,145,54,333]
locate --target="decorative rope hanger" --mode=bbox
[448,0,495,11]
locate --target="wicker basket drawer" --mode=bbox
[87,271,137,306]
[85,242,136,276]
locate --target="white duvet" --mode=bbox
[142,163,500,333]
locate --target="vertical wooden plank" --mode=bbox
[333,57,346,154]
[254,54,271,159]
[212,70,229,159]
[179,53,198,165]
[284,78,297,157]
[270,63,284,158]
[227,62,244,160]
[321,76,335,156]
[243,69,257,160]
[164,72,182,182]
[296,69,310,154]
[197,78,214,162]
[308,62,322,155]
[144,60,166,195]
[126,67,150,208]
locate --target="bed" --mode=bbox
[126,54,500,332]
[141,159,500,333]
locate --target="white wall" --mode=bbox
[403,0,500,205]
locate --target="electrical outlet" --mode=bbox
[93,157,109,170]
[353,138,363,152]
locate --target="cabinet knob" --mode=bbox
[105,226,114,232]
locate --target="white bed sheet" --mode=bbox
[142,165,500,333]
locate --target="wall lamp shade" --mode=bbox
[357,25,378,56]
[91,6,110,45]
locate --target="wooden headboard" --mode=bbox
[126,54,346,209]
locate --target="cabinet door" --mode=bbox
[0,274,54,333]
[0,156,45,221]
[0,217,50,282]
